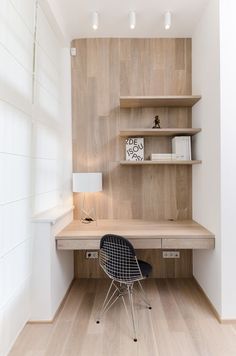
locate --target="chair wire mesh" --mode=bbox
[97,234,152,342]
[99,234,143,284]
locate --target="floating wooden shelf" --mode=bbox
[120,160,201,165]
[120,128,201,137]
[120,95,201,108]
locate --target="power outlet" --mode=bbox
[163,251,180,259]
[86,251,98,259]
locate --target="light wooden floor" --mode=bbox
[9,279,236,356]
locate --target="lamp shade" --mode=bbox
[73,173,102,193]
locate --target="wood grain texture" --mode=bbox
[57,219,214,239]
[120,160,201,165]
[71,38,193,221]
[162,238,215,249]
[119,128,201,137]
[57,239,163,250]
[71,38,194,277]
[74,250,192,278]
[56,219,214,251]
[9,279,236,356]
[119,95,201,108]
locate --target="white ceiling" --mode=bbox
[53,0,209,40]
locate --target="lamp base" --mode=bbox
[80,207,96,224]
[81,216,94,224]
[79,193,97,224]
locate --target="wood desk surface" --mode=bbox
[56,219,215,250]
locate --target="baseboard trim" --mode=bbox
[28,279,75,324]
[193,277,236,324]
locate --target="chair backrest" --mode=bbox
[99,234,142,284]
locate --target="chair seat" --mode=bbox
[138,260,152,278]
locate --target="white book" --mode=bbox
[188,136,192,160]
[126,137,144,161]
[151,153,185,161]
[172,153,186,160]
[151,153,172,159]
[151,155,172,161]
[172,136,191,160]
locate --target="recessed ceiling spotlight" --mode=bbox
[129,11,136,30]
[164,11,171,30]
[92,12,99,30]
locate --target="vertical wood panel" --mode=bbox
[71,38,193,277]
[74,250,192,279]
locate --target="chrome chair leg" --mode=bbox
[137,280,152,309]
[96,280,116,323]
[97,281,127,322]
[127,284,138,342]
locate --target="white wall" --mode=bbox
[192,0,222,316]
[31,209,73,321]
[0,1,35,355]
[32,1,72,214]
[219,0,236,319]
[0,0,72,354]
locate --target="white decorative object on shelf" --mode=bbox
[172,136,191,160]
[126,137,144,161]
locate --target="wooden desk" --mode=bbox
[56,219,215,250]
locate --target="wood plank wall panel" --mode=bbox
[71,38,192,278]
[74,250,192,279]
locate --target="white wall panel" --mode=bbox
[192,0,221,316]
[0,257,4,307]
[0,309,4,356]
[0,0,72,354]
[35,45,59,99]
[2,278,31,356]
[0,207,3,258]
[0,0,34,72]
[219,0,236,319]
[35,43,60,87]
[0,154,31,204]
[0,100,32,156]
[34,158,60,195]
[33,190,60,215]
[2,239,31,308]
[1,199,31,256]
[9,0,35,33]
[34,80,59,120]
[34,122,59,160]
[0,45,32,114]
[36,6,60,68]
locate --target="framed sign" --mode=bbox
[126,137,144,161]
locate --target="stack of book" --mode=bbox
[150,153,184,161]
[172,136,191,160]
[150,136,192,161]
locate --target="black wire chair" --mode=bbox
[96,234,152,342]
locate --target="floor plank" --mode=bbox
[9,279,236,356]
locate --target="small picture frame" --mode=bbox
[125,137,144,161]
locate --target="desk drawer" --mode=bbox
[130,238,162,249]
[162,238,215,249]
[57,239,100,250]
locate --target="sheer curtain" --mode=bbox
[0,1,72,354]
[33,1,72,214]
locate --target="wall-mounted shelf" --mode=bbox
[120,128,201,137]
[120,95,201,108]
[120,160,201,165]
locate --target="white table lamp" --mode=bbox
[73,172,102,223]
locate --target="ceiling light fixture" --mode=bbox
[129,11,136,30]
[164,11,171,30]
[92,12,99,30]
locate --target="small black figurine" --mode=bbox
[152,115,161,129]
